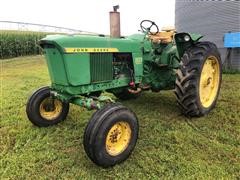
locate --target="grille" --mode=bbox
[90,53,113,83]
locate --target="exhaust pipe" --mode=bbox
[110,5,121,38]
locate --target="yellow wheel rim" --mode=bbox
[106,121,131,156]
[199,56,220,108]
[39,98,63,120]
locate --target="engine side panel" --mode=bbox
[63,53,91,86]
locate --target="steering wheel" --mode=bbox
[140,20,159,35]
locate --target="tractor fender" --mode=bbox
[174,32,203,58]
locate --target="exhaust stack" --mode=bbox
[110,5,121,38]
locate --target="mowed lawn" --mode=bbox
[1,56,239,179]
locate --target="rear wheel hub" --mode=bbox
[199,56,220,108]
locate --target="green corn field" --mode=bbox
[0,30,49,59]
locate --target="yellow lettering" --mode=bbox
[64,48,119,53]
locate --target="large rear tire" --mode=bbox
[83,103,139,167]
[175,42,222,117]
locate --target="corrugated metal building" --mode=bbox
[175,0,240,70]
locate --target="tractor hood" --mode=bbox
[39,34,145,54]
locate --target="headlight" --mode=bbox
[184,35,191,42]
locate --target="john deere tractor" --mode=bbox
[26,19,222,167]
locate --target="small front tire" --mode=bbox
[83,103,139,167]
[26,86,69,127]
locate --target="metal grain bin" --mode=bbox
[175,0,240,70]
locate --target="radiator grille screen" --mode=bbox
[90,53,113,83]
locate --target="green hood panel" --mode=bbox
[40,34,143,53]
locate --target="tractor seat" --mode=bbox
[161,26,176,32]
[149,26,176,44]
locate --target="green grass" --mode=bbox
[1,56,240,179]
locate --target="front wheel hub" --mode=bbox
[39,98,63,120]
[106,121,131,156]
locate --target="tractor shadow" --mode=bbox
[121,91,184,123]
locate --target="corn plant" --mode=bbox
[0,30,49,59]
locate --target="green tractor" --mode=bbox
[26,19,222,167]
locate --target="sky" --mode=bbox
[0,0,175,35]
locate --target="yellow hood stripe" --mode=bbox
[64,48,119,53]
